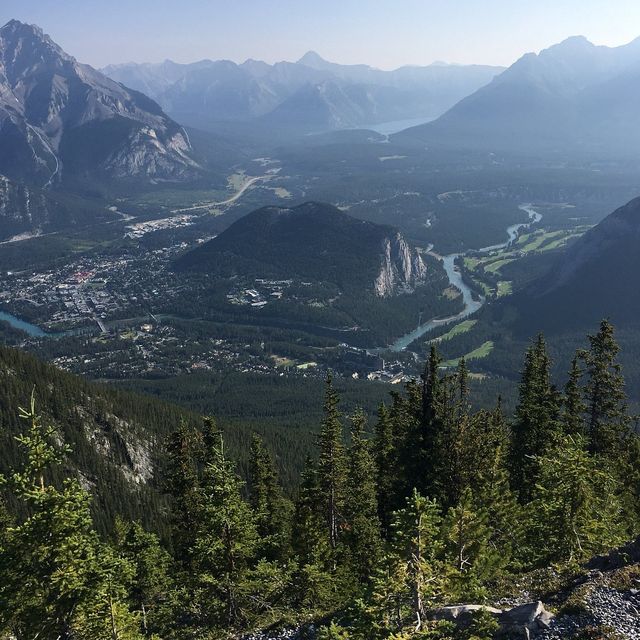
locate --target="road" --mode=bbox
[171,175,270,214]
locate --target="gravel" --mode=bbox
[538,586,640,639]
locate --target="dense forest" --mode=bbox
[1,320,639,639]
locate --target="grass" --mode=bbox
[485,259,515,274]
[497,281,513,297]
[442,340,494,367]
[520,230,564,253]
[430,319,477,343]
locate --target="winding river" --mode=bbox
[0,205,543,352]
[388,203,543,352]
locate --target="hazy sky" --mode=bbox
[2,0,640,69]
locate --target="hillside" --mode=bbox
[0,343,198,535]
[175,201,428,296]
[0,19,200,187]
[0,175,112,241]
[395,35,640,155]
[515,196,640,334]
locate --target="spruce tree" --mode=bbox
[345,410,382,584]
[374,403,395,536]
[442,487,500,600]
[165,421,201,565]
[582,320,631,459]
[192,430,258,627]
[563,355,586,437]
[510,334,561,501]
[114,518,172,635]
[0,396,139,639]
[248,434,292,561]
[390,490,444,631]
[528,434,627,566]
[317,374,347,556]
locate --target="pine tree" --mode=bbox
[345,410,382,584]
[442,488,500,600]
[248,434,292,561]
[192,430,258,627]
[390,490,444,632]
[528,434,626,566]
[510,334,561,501]
[563,355,586,437]
[0,396,140,639]
[582,320,631,459]
[317,374,347,556]
[374,403,395,536]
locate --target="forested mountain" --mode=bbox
[103,52,502,132]
[396,35,640,154]
[513,196,640,334]
[1,322,639,639]
[175,201,428,296]
[0,343,197,535]
[0,175,111,241]
[0,20,200,187]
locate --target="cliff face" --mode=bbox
[375,232,428,297]
[0,20,200,186]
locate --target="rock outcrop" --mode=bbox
[375,232,428,297]
[0,19,200,185]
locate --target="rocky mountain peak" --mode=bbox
[0,19,200,185]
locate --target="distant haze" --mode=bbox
[1,0,640,69]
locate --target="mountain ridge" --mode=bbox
[0,19,200,186]
[102,52,503,132]
[394,34,640,154]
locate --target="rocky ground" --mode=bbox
[240,538,640,639]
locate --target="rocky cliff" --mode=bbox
[375,232,428,297]
[0,19,200,186]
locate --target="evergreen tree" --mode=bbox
[473,404,522,570]
[510,334,561,501]
[192,430,258,628]
[390,490,444,631]
[374,403,395,536]
[418,347,444,497]
[317,374,347,556]
[582,320,631,459]
[0,396,139,639]
[248,434,292,561]
[165,421,201,565]
[442,488,500,600]
[528,434,626,566]
[114,518,172,635]
[345,410,382,584]
[563,355,586,437]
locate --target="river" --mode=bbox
[387,203,543,352]
[0,205,542,351]
[0,311,51,337]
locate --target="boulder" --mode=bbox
[432,604,503,622]
[498,601,555,637]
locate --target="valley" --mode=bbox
[2,10,640,640]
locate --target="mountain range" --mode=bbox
[0,19,200,187]
[103,52,503,132]
[396,35,640,155]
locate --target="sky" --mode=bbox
[1,0,640,69]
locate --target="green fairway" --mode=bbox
[443,340,494,367]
